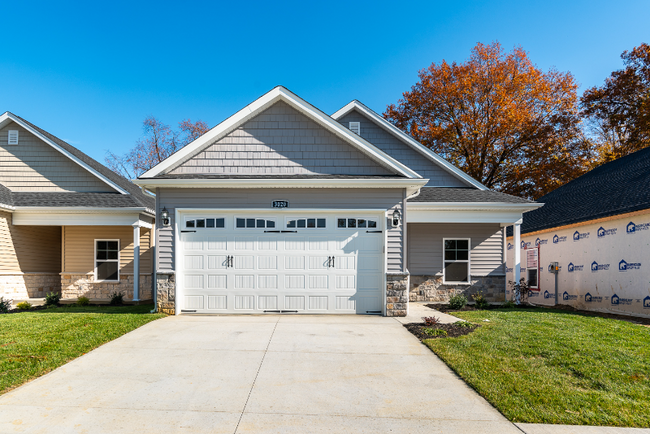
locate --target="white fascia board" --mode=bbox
[0,203,15,212]
[139,87,421,180]
[406,202,543,224]
[331,101,487,190]
[0,113,129,195]
[12,209,146,226]
[133,177,428,197]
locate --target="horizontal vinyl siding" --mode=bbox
[63,226,152,275]
[408,223,504,276]
[156,188,404,272]
[0,122,116,192]
[168,101,393,176]
[387,200,404,272]
[0,210,60,273]
[338,110,469,187]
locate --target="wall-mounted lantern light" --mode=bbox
[161,207,170,227]
[392,209,401,228]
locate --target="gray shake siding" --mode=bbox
[156,188,405,273]
[169,102,393,176]
[0,122,116,193]
[407,223,504,276]
[337,109,469,187]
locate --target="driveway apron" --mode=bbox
[0,314,521,434]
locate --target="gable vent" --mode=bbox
[349,122,360,135]
[7,130,19,145]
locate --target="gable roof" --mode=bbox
[520,146,650,234]
[0,112,154,213]
[409,187,532,204]
[331,100,487,190]
[0,182,14,210]
[139,86,422,180]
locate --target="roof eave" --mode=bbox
[407,202,544,212]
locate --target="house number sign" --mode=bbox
[272,200,289,208]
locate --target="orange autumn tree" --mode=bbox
[385,42,592,199]
[106,116,210,179]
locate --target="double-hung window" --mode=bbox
[443,239,470,283]
[95,240,119,281]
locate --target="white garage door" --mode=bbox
[178,212,385,314]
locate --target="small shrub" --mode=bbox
[109,291,124,306]
[45,292,61,307]
[16,301,32,311]
[76,296,90,306]
[454,321,474,328]
[448,294,468,310]
[424,328,448,337]
[502,300,516,308]
[0,297,13,313]
[472,290,490,309]
[422,316,441,326]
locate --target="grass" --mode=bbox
[424,308,650,427]
[0,304,165,395]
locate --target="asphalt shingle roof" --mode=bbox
[147,174,406,180]
[409,187,532,204]
[6,113,155,211]
[11,192,148,208]
[0,182,13,208]
[520,146,650,235]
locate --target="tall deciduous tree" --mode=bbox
[106,117,209,179]
[385,42,591,199]
[581,43,650,165]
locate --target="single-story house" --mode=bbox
[135,87,541,316]
[506,146,650,318]
[0,112,155,302]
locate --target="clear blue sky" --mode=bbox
[2,0,648,168]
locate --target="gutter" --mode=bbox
[407,202,544,212]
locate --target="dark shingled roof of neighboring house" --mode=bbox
[7,112,155,211]
[409,187,532,204]
[0,182,13,208]
[519,146,650,235]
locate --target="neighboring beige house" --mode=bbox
[0,112,155,302]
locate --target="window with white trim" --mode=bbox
[236,217,276,229]
[337,218,377,229]
[443,239,470,283]
[286,217,326,229]
[95,240,119,281]
[186,217,225,229]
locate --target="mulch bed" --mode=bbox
[404,322,480,340]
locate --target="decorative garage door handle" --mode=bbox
[327,256,336,268]
[366,230,382,233]
[226,255,233,268]
[181,230,196,233]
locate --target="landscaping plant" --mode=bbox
[472,290,490,309]
[448,293,468,310]
[0,297,11,314]
[453,320,474,328]
[502,300,516,308]
[424,328,448,337]
[422,316,441,326]
[76,296,90,306]
[16,302,32,311]
[45,292,61,307]
[109,292,124,306]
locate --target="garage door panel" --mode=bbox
[184,240,203,251]
[334,257,355,270]
[285,296,305,310]
[358,273,381,290]
[184,295,204,309]
[358,256,381,272]
[285,275,306,289]
[336,275,355,289]
[185,274,204,289]
[309,275,328,289]
[258,238,277,250]
[357,296,381,313]
[235,275,255,289]
[285,256,305,269]
[336,296,356,311]
[309,296,328,310]
[257,256,278,269]
[207,274,227,289]
[258,275,278,289]
[184,255,204,270]
[308,238,329,250]
[258,295,278,310]
[235,237,255,250]
[207,295,227,309]
[208,255,228,269]
[285,238,305,250]
[207,238,227,250]
[234,256,255,269]
[309,256,329,269]
[235,295,254,310]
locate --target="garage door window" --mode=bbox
[443,238,470,283]
[286,218,326,229]
[236,217,276,229]
[95,240,119,282]
[186,218,225,229]
[337,218,377,229]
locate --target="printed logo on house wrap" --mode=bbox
[627,221,650,234]
[619,259,641,271]
[553,234,567,243]
[563,291,577,301]
[528,290,539,298]
[591,261,609,272]
[535,238,548,246]
[507,243,514,251]
[506,267,513,273]
[544,290,553,299]
[567,262,584,272]
[521,240,531,249]
[644,296,650,309]
[584,292,603,303]
[597,226,617,238]
[610,293,633,305]
[573,231,589,241]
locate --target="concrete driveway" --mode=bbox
[0,314,521,434]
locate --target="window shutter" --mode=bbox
[349,122,360,135]
[7,130,19,145]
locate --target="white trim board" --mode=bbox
[0,112,129,195]
[138,87,422,180]
[331,100,487,190]
[12,211,151,227]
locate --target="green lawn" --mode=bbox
[425,308,650,427]
[0,304,165,395]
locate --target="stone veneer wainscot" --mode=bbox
[409,275,506,303]
[0,273,61,299]
[61,274,153,301]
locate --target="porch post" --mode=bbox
[514,220,521,304]
[132,222,141,302]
